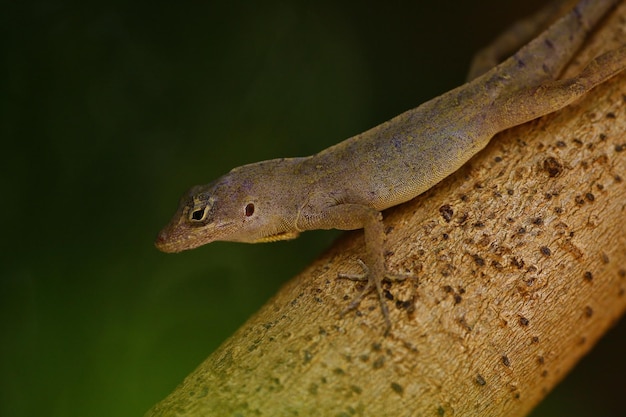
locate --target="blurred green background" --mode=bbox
[2,1,624,416]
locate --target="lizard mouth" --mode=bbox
[154,221,235,253]
[154,229,183,253]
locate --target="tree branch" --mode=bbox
[146,4,626,416]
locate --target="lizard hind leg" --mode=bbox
[491,45,626,131]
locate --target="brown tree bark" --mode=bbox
[146,4,626,416]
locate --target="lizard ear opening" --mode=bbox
[245,203,255,217]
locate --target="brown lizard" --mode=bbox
[156,0,626,335]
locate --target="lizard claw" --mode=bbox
[338,259,413,336]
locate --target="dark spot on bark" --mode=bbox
[584,306,593,318]
[540,246,551,256]
[575,195,585,205]
[573,138,583,146]
[439,204,453,222]
[615,175,623,183]
[585,193,595,202]
[601,253,609,264]
[541,370,548,377]
[442,233,449,240]
[584,271,593,282]
[502,355,511,367]
[437,406,445,416]
[491,260,504,270]
[373,356,385,369]
[475,374,486,386]
[606,112,616,119]
[460,194,468,202]
[616,144,626,152]
[453,294,462,305]
[511,257,525,269]
[537,355,545,365]
[396,299,412,309]
[556,140,566,148]
[384,289,393,301]
[533,217,544,226]
[518,226,526,234]
[531,336,539,344]
[372,342,382,352]
[519,316,530,326]
[495,156,503,162]
[544,38,554,48]
[473,221,485,228]
[457,317,472,332]
[507,189,514,195]
[390,382,404,395]
[350,385,363,394]
[473,254,485,266]
[619,269,626,278]
[543,157,563,177]
[554,207,563,214]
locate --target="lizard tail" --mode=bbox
[476,0,621,90]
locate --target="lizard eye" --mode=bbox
[244,203,255,217]
[190,207,207,222]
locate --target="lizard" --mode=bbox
[155,0,626,335]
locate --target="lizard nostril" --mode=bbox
[155,231,168,245]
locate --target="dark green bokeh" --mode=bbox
[1,1,624,416]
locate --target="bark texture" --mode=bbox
[146,4,626,416]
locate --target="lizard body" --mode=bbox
[156,0,626,334]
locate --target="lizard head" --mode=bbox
[155,159,303,253]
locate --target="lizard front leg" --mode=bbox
[300,203,410,335]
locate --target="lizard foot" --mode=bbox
[338,259,412,335]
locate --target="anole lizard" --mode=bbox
[156,0,626,334]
